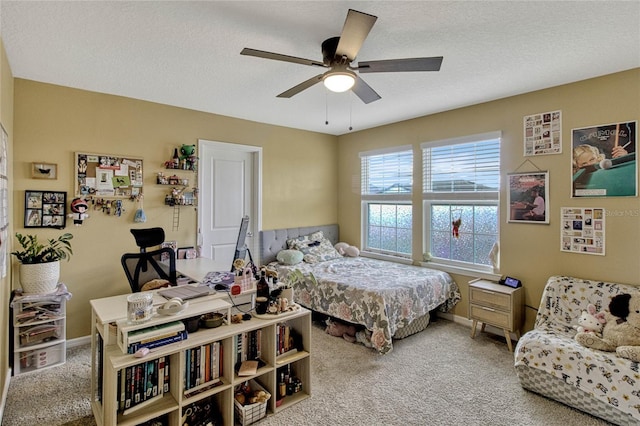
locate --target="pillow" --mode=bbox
[335,241,360,257]
[344,246,360,257]
[290,231,342,263]
[276,249,304,265]
[286,230,323,250]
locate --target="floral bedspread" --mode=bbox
[514,276,640,422]
[271,257,460,354]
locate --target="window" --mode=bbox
[360,146,413,258]
[421,132,501,271]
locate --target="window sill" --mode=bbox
[361,252,413,265]
[418,261,501,281]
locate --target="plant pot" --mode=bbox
[19,261,60,294]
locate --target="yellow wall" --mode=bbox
[0,36,15,407]
[5,49,640,347]
[12,79,337,339]
[338,69,640,330]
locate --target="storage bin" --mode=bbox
[234,379,270,426]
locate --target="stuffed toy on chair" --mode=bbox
[573,303,606,337]
[575,293,640,362]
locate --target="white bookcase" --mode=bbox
[90,291,311,426]
[12,293,67,375]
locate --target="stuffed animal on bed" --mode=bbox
[575,293,640,362]
[334,242,360,257]
[574,303,606,337]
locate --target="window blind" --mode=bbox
[361,149,413,195]
[422,138,500,193]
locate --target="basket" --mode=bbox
[19,262,60,294]
[234,267,254,293]
[234,380,270,426]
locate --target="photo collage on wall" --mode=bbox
[24,190,67,229]
[76,152,143,198]
[560,207,605,255]
[524,110,562,156]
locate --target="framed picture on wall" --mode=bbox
[24,190,67,229]
[507,171,549,224]
[571,121,637,198]
[31,162,58,179]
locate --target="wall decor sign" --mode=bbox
[24,190,67,229]
[75,152,143,198]
[571,121,637,197]
[31,162,58,179]
[524,110,561,156]
[560,207,605,255]
[507,171,549,224]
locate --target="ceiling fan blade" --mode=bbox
[277,74,324,98]
[335,9,377,61]
[358,56,443,73]
[241,48,326,68]
[352,75,381,104]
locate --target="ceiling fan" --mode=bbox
[240,9,443,104]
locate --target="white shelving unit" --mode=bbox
[11,293,67,375]
[90,291,311,426]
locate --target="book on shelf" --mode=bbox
[276,348,298,365]
[183,377,222,398]
[237,360,258,376]
[125,321,185,345]
[127,330,188,354]
[118,356,169,413]
[234,329,262,363]
[184,342,223,392]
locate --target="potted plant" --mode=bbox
[11,232,73,294]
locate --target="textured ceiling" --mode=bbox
[1,1,639,136]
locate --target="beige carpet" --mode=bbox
[2,318,612,426]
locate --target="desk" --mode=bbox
[176,257,227,282]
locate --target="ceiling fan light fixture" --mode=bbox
[323,70,356,93]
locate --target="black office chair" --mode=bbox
[121,228,177,292]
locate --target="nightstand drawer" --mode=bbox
[470,304,511,329]
[469,287,511,310]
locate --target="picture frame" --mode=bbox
[571,120,637,198]
[75,152,143,198]
[560,207,605,255]
[31,162,58,180]
[177,246,197,259]
[160,240,177,262]
[24,190,67,229]
[507,171,549,224]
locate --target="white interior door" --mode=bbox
[198,140,261,270]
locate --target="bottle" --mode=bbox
[256,269,270,300]
[172,148,180,167]
[279,372,287,399]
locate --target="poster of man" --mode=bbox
[507,172,549,224]
[572,121,637,197]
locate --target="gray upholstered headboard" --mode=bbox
[259,224,339,265]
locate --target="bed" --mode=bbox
[259,224,460,354]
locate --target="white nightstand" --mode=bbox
[468,279,522,352]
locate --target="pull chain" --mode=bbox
[325,91,329,125]
[349,93,353,131]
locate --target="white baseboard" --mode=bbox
[67,335,91,348]
[0,367,12,424]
